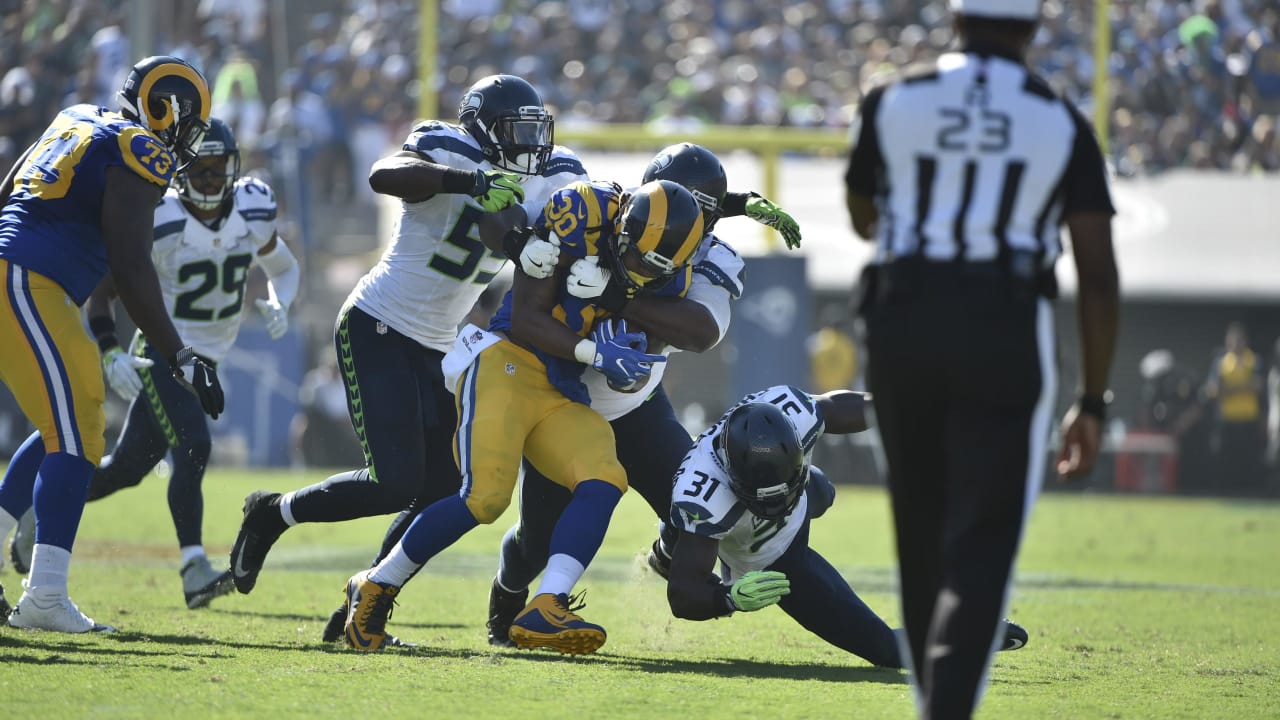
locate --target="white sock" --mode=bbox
[0,506,16,541]
[180,545,206,566]
[279,491,298,526]
[368,543,421,587]
[28,543,72,593]
[535,554,585,597]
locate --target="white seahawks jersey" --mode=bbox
[585,235,745,421]
[150,178,278,363]
[669,385,825,581]
[348,120,589,352]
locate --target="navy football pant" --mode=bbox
[497,385,690,591]
[87,341,210,549]
[286,305,460,525]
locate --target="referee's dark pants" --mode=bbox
[862,261,1056,719]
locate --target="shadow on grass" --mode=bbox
[207,606,466,631]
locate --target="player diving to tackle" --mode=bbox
[340,179,707,653]
[656,385,1028,666]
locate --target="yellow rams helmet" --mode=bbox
[608,179,706,293]
[118,55,212,166]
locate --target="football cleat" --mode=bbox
[645,538,672,580]
[0,580,11,622]
[486,577,528,647]
[1000,619,1029,651]
[508,591,606,655]
[181,556,235,609]
[343,569,400,651]
[8,588,115,633]
[9,508,34,574]
[322,599,348,643]
[229,490,286,594]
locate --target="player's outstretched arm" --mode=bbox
[368,150,521,210]
[101,166,183,360]
[667,531,734,621]
[254,234,300,340]
[815,390,872,434]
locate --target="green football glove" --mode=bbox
[472,170,525,212]
[729,570,790,612]
[745,195,802,249]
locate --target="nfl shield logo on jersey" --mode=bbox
[505,362,516,376]
[376,322,388,335]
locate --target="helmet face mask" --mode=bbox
[642,143,727,233]
[606,179,706,294]
[118,55,211,168]
[717,403,809,520]
[177,117,239,213]
[458,75,554,176]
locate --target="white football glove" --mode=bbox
[519,235,560,279]
[102,347,152,401]
[566,256,612,300]
[255,298,289,339]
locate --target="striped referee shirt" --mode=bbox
[845,45,1114,270]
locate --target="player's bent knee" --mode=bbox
[465,493,511,524]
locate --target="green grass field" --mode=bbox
[1,469,1277,719]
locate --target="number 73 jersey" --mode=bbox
[150,177,278,363]
[669,385,826,581]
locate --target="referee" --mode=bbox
[844,1,1119,718]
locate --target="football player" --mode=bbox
[340,179,704,654]
[483,143,805,647]
[0,56,223,633]
[228,74,587,598]
[657,386,1029,667]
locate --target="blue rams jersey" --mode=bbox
[490,180,695,404]
[0,104,176,304]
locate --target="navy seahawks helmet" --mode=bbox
[717,402,808,520]
[606,179,706,294]
[118,55,211,166]
[176,117,240,212]
[642,143,728,232]
[457,74,554,176]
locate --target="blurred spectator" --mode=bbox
[1204,322,1266,492]
[210,50,266,151]
[289,354,363,469]
[808,311,858,394]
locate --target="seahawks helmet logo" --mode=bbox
[650,150,676,174]
[460,92,483,115]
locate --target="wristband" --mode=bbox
[1078,392,1110,421]
[720,191,754,217]
[573,339,597,365]
[88,316,120,353]
[440,167,482,195]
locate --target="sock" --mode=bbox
[368,543,423,587]
[536,554,586,597]
[536,480,622,596]
[28,543,72,593]
[279,491,298,526]
[495,523,535,592]
[396,494,479,565]
[32,452,95,551]
[0,431,46,521]
[180,545,206,566]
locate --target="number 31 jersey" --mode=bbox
[669,384,825,581]
[150,177,278,363]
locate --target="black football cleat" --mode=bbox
[487,577,528,647]
[1000,619,1029,651]
[229,491,287,594]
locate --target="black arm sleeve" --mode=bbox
[721,191,754,218]
[1060,103,1116,218]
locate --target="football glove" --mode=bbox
[101,347,152,401]
[729,570,790,612]
[170,346,225,420]
[254,298,289,340]
[567,256,635,313]
[591,318,648,392]
[591,331,666,389]
[745,194,802,249]
[471,170,525,212]
[519,234,560,279]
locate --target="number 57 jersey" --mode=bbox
[669,385,826,582]
[150,177,278,363]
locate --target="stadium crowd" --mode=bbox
[4,0,1280,185]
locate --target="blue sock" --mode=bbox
[548,480,623,568]
[398,493,479,565]
[32,452,95,551]
[0,431,47,518]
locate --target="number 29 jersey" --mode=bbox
[0,104,176,304]
[347,120,589,353]
[669,385,826,581]
[149,177,278,363]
